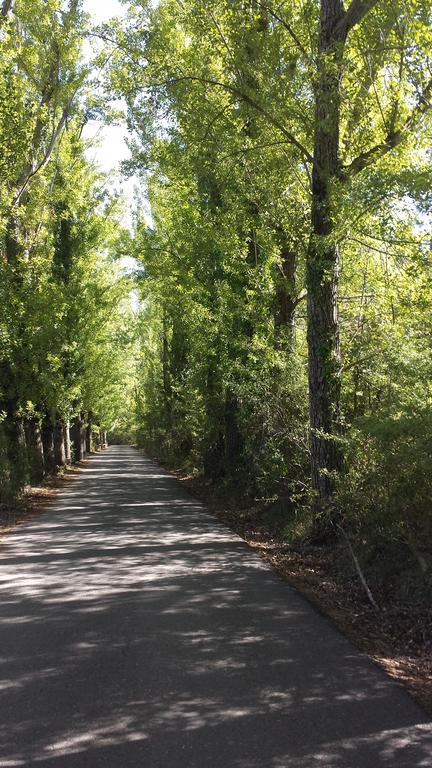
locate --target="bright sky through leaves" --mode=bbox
[83,0,137,226]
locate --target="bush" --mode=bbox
[337,409,432,595]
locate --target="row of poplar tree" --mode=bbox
[107,0,431,583]
[1,0,432,588]
[0,1,134,498]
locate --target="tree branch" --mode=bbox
[153,75,313,163]
[86,31,148,63]
[256,2,308,58]
[13,93,76,206]
[219,139,295,160]
[338,524,380,610]
[343,77,432,177]
[1,0,13,18]
[334,0,380,40]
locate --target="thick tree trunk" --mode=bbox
[64,421,72,464]
[274,237,297,348]
[71,413,86,462]
[81,414,87,458]
[5,415,29,493]
[307,0,346,518]
[94,429,101,451]
[0,423,9,502]
[86,412,93,453]
[42,418,56,474]
[25,419,45,484]
[54,420,66,467]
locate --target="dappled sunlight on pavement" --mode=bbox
[0,446,430,767]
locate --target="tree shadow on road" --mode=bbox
[0,447,430,767]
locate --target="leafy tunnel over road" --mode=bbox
[0,445,430,767]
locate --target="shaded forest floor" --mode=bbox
[165,465,432,718]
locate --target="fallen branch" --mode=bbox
[338,524,380,610]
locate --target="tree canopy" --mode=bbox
[1,0,432,590]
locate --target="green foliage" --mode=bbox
[2,0,432,599]
[0,0,139,498]
[338,406,432,594]
[104,0,432,593]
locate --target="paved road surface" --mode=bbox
[0,445,430,767]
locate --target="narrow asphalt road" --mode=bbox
[0,445,430,767]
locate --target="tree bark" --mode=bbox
[54,419,66,467]
[274,234,297,348]
[86,412,93,453]
[64,421,72,464]
[94,429,101,451]
[71,413,86,462]
[307,0,347,517]
[81,413,87,458]
[161,313,172,430]
[224,389,244,475]
[203,360,225,480]
[4,217,20,265]
[1,0,13,18]
[4,415,29,493]
[42,417,56,474]
[25,419,45,484]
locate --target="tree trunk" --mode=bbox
[203,360,225,480]
[94,429,101,451]
[1,1,14,20]
[274,237,297,348]
[307,0,346,518]
[81,413,87,458]
[162,313,172,430]
[4,216,20,265]
[71,413,86,462]
[224,389,244,476]
[64,421,72,464]
[54,419,66,467]
[86,412,93,453]
[25,419,45,484]
[4,415,29,493]
[42,418,56,474]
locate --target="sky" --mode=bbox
[82,0,138,228]
[84,0,123,21]
[81,0,147,299]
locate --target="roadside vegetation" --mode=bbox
[1,0,431,654]
[109,0,432,604]
[0,0,137,501]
